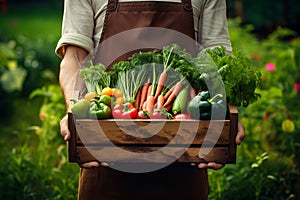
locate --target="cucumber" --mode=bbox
[172,86,189,115]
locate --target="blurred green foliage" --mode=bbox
[0,42,27,92]
[208,18,300,200]
[0,85,78,200]
[227,0,300,36]
[0,1,299,200]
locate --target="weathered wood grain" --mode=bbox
[68,105,238,164]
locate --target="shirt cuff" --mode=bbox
[55,33,94,58]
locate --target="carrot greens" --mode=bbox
[115,65,148,104]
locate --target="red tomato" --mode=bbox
[137,110,149,119]
[151,111,167,119]
[174,114,191,120]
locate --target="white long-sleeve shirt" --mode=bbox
[55,0,232,57]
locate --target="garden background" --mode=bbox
[0,0,299,199]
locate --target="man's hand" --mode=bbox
[59,46,108,169]
[236,121,245,145]
[60,114,71,141]
[60,114,108,169]
[197,121,246,170]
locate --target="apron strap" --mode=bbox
[107,0,193,12]
[182,0,193,12]
[107,0,117,11]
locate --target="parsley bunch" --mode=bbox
[206,46,262,107]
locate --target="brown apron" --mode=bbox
[79,0,209,199]
[93,0,198,67]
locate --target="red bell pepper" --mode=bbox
[112,103,138,119]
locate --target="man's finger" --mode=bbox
[236,122,246,145]
[80,161,101,168]
[207,162,224,170]
[64,132,71,141]
[60,115,71,141]
[197,162,224,170]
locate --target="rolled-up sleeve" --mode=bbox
[198,0,232,53]
[55,0,95,57]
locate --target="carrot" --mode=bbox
[156,94,165,110]
[142,100,147,110]
[145,95,155,115]
[135,87,142,109]
[164,104,172,113]
[163,85,175,100]
[144,84,154,113]
[163,81,183,108]
[154,71,167,99]
[190,87,196,99]
[147,84,152,97]
[139,82,150,110]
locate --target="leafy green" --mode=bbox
[79,62,110,94]
[193,50,225,95]
[129,50,163,66]
[161,44,205,91]
[80,44,262,108]
[115,64,149,103]
[206,46,262,107]
[109,61,132,88]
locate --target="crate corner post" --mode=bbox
[68,112,78,163]
[228,105,238,163]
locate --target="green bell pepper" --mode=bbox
[71,99,90,119]
[98,95,112,107]
[211,99,228,119]
[197,90,210,101]
[188,95,211,120]
[89,99,112,119]
[188,92,226,120]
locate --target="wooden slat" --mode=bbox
[75,120,231,145]
[75,146,231,164]
[67,105,238,164]
[68,112,77,162]
[228,105,238,163]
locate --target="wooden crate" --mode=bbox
[68,105,238,164]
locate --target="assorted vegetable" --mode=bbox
[112,103,138,119]
[171,85,189,115]
[89,99,112,119]
[71,99,90,119]
[187,91,226,120]
[79,62,110,94]
[70,44,262,120]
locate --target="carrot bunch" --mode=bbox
[134,76,185,118]
[110,44,199,119]
[131,47,190,119]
